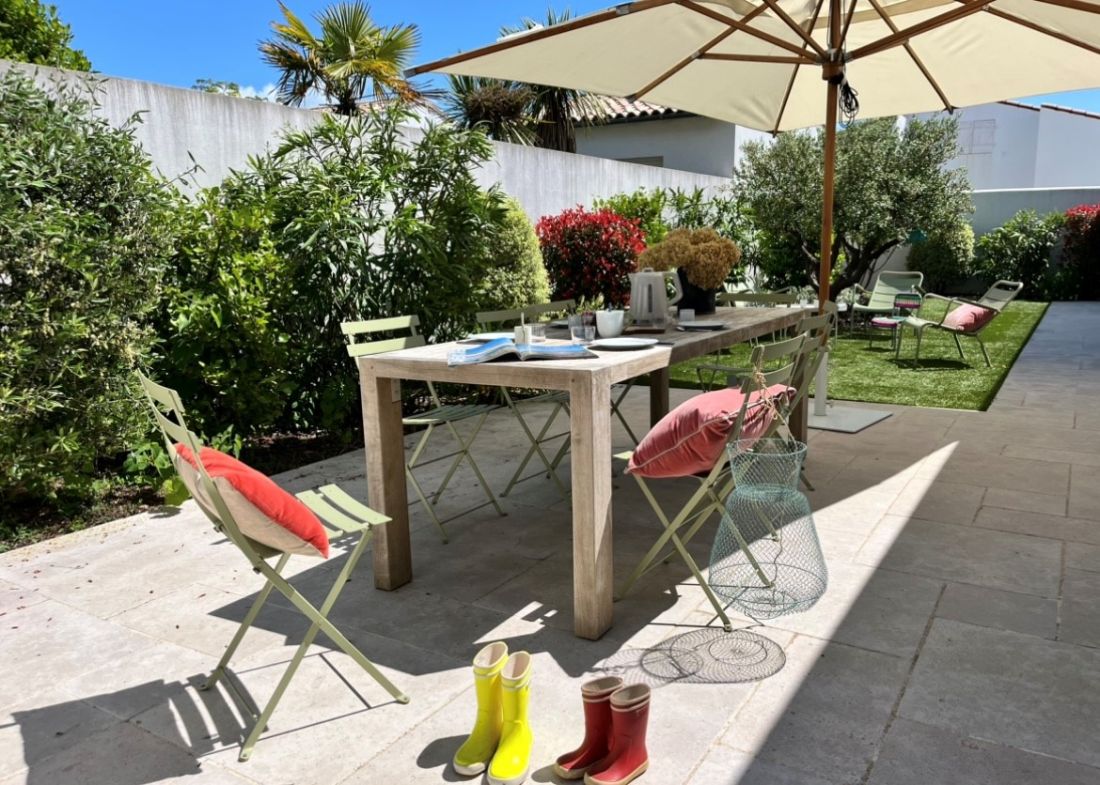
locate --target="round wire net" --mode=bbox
[709,439,828,621]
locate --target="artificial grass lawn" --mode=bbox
[668,300,1049,411]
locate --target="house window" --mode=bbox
[957,119,996,154]
[618,156,664,167]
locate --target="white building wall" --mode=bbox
[0,60,730,220]
[913,103,1040,190]
[1033,109,1100,188]
[576,115,739,178]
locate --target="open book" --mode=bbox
[448,337,597,366]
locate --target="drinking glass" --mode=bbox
[530,323,547,342]
[568,314,595,344]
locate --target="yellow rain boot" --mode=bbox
[487,651,533,785]
[452,641,509,777]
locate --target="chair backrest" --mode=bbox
[134,371,259,557]
[726,332,806,445]
[789,302,838,411]
[718,291,799,308]
[524,299,575,321]
[475,308,524,329]
[866,271,924,309]
[341,315,424,358]
[976,280,1024,312]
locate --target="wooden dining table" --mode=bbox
[356,306,807,640]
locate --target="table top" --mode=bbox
[358,307,804,390]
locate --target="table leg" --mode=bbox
[360,369,412,590]
[569,374,613,640]
[649,368,670,427]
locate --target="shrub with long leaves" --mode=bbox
[0,71,180,510]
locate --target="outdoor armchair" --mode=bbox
[850,271,924,326]
[896,280,1024,367]
[342,315,504,542]
[135,371,407,762]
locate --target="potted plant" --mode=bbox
[637,228,742,314]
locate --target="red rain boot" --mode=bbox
[553,676,624,780]
[584,685,650,785]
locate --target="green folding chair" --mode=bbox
[695,291,802,390]
[475,307,571,498]
[135,371,408,762]
[614,333,806,631]
[342,315,504,542]
[522,300,642,446]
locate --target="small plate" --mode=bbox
[589,337,659,351]
[463,331,515,343]
[678,321,726,331]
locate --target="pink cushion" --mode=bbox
[173,444,329,558]
[870,317,900,328]
[627,384,793,479]
[943,304,996,332]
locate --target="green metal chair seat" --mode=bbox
[403,402,499,426]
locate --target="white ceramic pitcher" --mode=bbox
[628,268,683,328]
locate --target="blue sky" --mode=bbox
[54,0,1100,112]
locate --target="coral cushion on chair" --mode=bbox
[173,444,329,558]
[627,384,793,479]
[942,304,996,332]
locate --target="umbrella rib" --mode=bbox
[978,3,1100,58]
[867,0,953,111]
[849,0,997,61]
[840,0,859,44]
[631,4,769,100]
[1032,0,1100,13]
[677,0,815,58]
[701,53,818,62]
[758,0,830,58]
[406,0,678,76]
[772,0,827,133]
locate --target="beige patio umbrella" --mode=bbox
[410,0,1100,305]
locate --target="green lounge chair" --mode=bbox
[896,280,1023,367]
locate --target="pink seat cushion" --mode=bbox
[942,303,996,332]
[870,317,900,328]
[173,444,329,558]
[627,384,793,479]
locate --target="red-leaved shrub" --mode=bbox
[536,206,646,308]
[1062,203,1100,300]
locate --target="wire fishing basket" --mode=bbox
[708,438,828,621]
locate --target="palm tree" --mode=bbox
[260,1,422,115]
[443,75,536,145]
[499,9,606,152]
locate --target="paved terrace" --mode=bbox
[2,303,1099,785]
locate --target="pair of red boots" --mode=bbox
[553,677,650,785]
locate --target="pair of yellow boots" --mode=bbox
[452,642,533,785]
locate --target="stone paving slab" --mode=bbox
[3,303,1100,785]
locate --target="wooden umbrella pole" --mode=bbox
[819,0,844,308]
[819,81,838,308]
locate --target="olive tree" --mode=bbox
[737,116,971,299]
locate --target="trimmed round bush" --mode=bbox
[475,196,550,311]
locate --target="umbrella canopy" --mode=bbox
[410,0,1100,302]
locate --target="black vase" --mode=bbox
[677,267,718,315]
